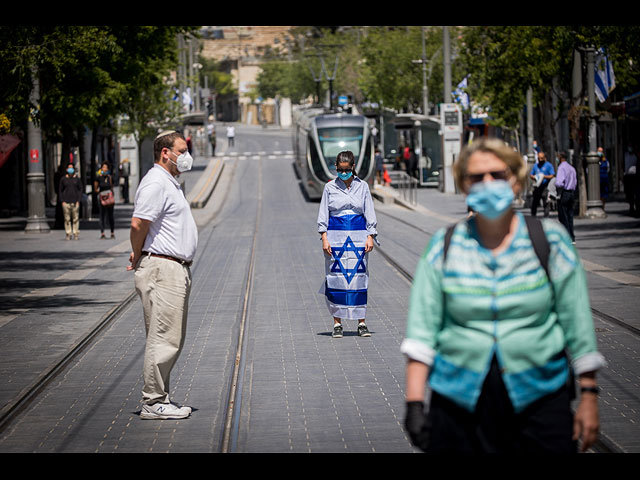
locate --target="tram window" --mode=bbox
[317,127,363,168]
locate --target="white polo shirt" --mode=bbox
[133,164,198,262]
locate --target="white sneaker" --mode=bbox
[140,402,191,420]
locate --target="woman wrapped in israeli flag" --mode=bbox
[317,150,378,338]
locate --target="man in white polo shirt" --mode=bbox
[127,130,198,420]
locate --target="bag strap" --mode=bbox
[442,216,550,281]
[522,215,550,281]
[443,223,455,264]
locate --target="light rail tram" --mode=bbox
[292,107,375,200]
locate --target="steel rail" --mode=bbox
[220,156,262,453]
[0,290,138,433]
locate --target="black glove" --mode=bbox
[404,401,431,451]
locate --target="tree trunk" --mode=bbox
[90,125,99,215]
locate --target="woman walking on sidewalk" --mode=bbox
[317,150,378,338]
[401,138,606,453]
[94,161,116,239]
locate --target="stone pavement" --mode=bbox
[0,135,638,452]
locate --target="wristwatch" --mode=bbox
[580,386,600,395]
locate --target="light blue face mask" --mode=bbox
[337,171,353,181]
[466,179,514,219]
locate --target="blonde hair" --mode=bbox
[453,137,528,191]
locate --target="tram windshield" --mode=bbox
[317,127,363,172]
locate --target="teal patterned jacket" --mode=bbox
[401,212,606,413]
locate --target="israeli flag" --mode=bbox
[453,75,470,110]
[324,212,369,320]
[595,48,616,103]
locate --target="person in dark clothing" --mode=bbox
[94,161,116,239]
[59,163,83,240]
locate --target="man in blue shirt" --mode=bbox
[530,151,555,217]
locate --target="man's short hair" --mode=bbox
[153,131,185,162]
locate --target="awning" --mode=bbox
[0,134,21,170]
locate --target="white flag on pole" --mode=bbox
[453,75,470,110]
[594,48,616,103]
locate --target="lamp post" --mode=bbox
[443,26,452,104]
[25,65,50,233]
[584,47,606,218]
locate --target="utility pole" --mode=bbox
[320,55,339,111]
[584,47,606,218]
[526,87,535,207]
[421,26,428,115]
[443,26,452,104]
[25,65,50,233]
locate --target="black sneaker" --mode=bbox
[358,323,371,337]
[332,324,343,338]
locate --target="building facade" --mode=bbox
[199,26,295,125]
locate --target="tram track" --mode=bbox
[220,156,262,453]
[0,290,139,434]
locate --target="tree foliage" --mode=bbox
[458,26,640,129]
[0,26,198,143]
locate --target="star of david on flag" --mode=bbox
[330,236,366,284]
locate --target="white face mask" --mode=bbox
[169,149,193,172]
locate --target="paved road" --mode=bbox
[0,124,638,452]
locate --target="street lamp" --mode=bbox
[584,46,606,218]
[25,65,50,233]
[412,35,441,116]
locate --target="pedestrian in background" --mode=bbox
[598,147,609,211]
[555,151,577,244]
[119,158,131,204]
[318,150,377,339]
[127,130,198,420]
[623,145,637,215]
[208,120,217,156]
[59,163,82,240]
[530,151,555,217]
[94,161,115,239]
[226,124,235,148]
[374,147,383,185]
[402,137,606,453]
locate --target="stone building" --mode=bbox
[199,26,295,125]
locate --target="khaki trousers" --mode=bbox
[62,202,80,236]
[134,255,192,405]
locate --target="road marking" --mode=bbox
[581,259,640,288]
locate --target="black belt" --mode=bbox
[142,251,192,267]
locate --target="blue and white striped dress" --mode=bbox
[317,177,377,320]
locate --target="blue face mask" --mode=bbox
[337,171,353,181]
[466,180,514,219]
[67,168,75,175]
